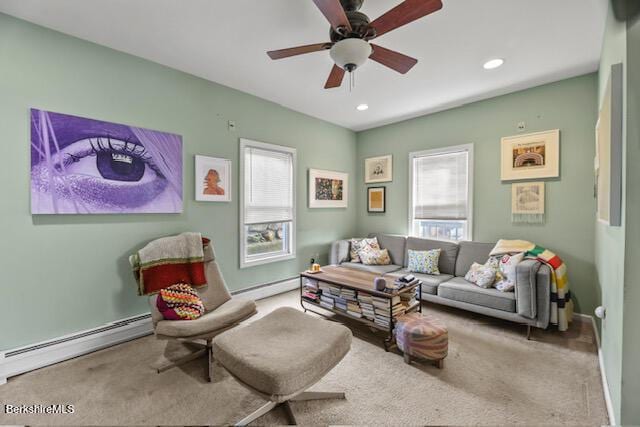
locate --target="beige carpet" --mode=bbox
[0,290,608,426]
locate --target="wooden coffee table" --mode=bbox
[300,265,422,351]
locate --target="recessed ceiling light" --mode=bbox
[483,58,504,70]
[356,104,369,111]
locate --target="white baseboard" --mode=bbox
[573,312,615,426]
[0,277,298,385]
[231,277,299,301]
[0,314,152,385]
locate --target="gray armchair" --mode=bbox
[131,241,257,381]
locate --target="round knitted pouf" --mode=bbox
[395,312,448,368]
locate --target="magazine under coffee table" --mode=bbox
[299,265,422,351]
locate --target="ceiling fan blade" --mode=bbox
[325,64,345,89]
[312,0,352,32]
[370,0,442,38]
[267,43,332,60]
[369,44,418,74]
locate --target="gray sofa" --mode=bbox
[330,233,551,333]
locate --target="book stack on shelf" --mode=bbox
[357,292,376,320]
[400,289,418,308]
[346,301,363,318]
[372,295,405,328]
[320,293,335,310]
[302,278,320,303]
[340,287,357,302]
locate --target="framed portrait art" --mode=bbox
[500,130,559,181]
[195,155,231,202]
[365,155,392,183]
[309,168,348,208]
[367,187,386,213]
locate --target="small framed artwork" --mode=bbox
[195,155,231,202]
[367,187,386,213]
[501,130,560,181]
[309,168,348,208]
[511,181,545,224]
[365,154,393,183]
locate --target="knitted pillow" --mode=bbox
[407,249,441,275]
[156,283,205,320]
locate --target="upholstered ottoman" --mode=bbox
[213,307,352,426]
[395,312,448,368]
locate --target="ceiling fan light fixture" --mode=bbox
[483,58,505,70]
[330,38,372,72]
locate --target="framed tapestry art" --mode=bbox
[501,130,559,181]
[511,182,545,224]
[367,187,386,213]
[30,109,183,214]
[195,155,231,202]
[309,168,348,208]
[365,155,392,183]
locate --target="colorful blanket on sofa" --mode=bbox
[490,239,573,331]
[131,232,208,295]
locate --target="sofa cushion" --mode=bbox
[341,262,402,275]
[405,237,459,275]
[438,277,516,312]
[454,241,495,277]
[389,269,453,295]
[368,233,407,266]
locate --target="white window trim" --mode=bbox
[239,138,297,268]
[408,143,474,241]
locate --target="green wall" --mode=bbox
[596,2,627,422]
[621,11,640,426]
[356,74,599,315]
[0,13,357,351]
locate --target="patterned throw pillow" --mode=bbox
[494,253,525,292]
[484,256,504,284]
[349,237,380,263]
[407,249,441,275]
[464,262,497,288]
[359,248,392,265]
[156,283,205,320]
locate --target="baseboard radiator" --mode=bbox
[0,277,299,385]
[0,313,153,385]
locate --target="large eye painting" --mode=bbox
[30,109,183,214]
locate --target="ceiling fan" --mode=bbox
[267,0,443,89]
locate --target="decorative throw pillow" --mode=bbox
[407,249,441,275]
[494,253,525,292]
[349,237,380,263]
[156,283,205,320]
[359,248,392,265]
[464,262,497,288]
[484,256,504,284]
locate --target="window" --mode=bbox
[240,139,296,268]
[409,144,473,242]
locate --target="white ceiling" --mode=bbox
[0,0,608,131]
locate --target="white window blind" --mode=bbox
[413,150,469,220]
[244,146,294,225]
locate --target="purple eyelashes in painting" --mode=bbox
[30,109,183,214]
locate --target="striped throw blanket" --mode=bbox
[131,232,208,295]
[490,239,573,331]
